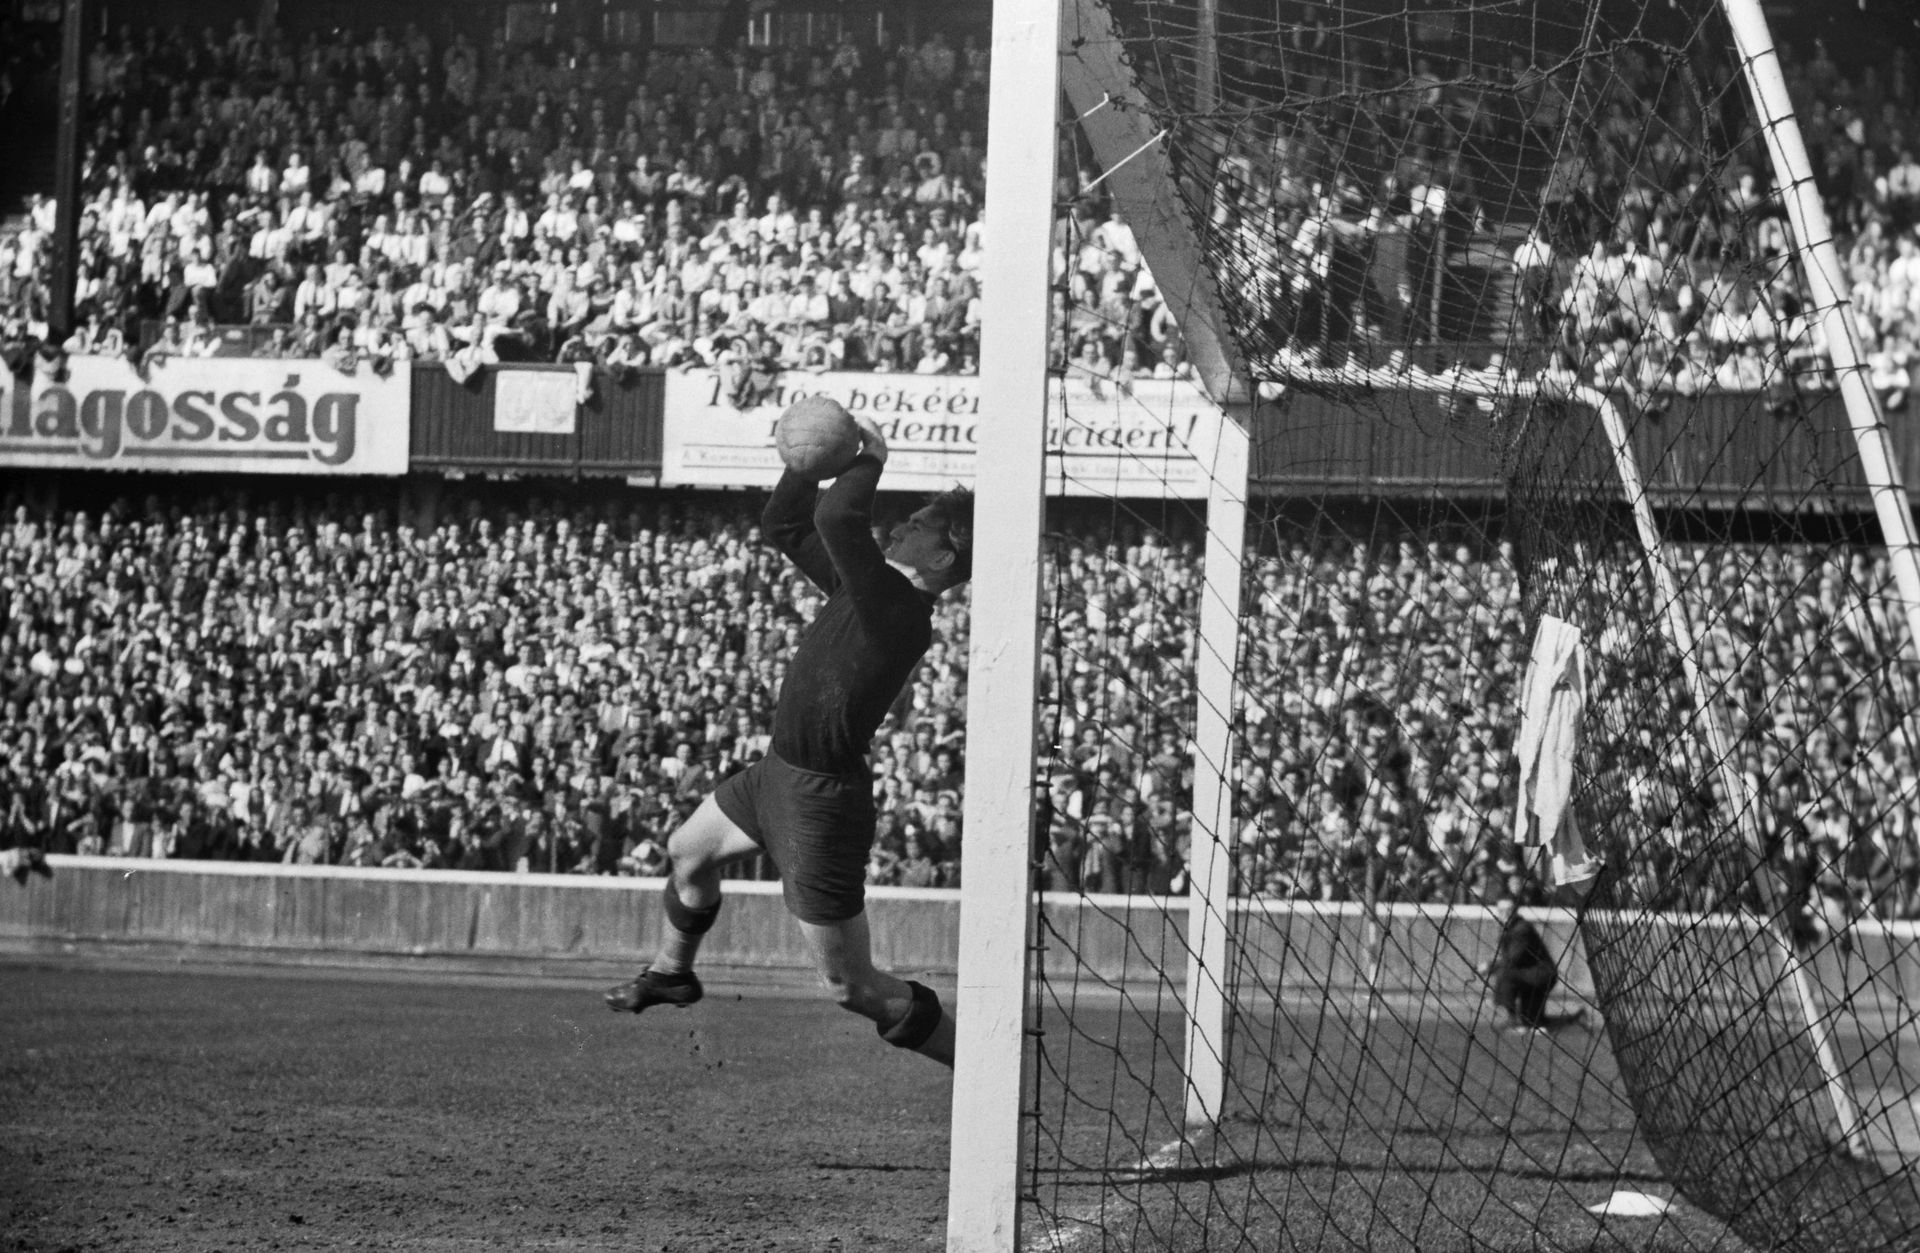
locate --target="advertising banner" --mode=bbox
[660,368,1217,497]
[0,354,411,475]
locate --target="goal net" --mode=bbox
[1008,0,1920,1249]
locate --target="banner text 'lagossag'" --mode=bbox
[0,354,410,475]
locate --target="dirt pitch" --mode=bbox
[2,958,952,1252]
[1,955,1754,1253]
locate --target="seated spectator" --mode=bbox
[8,14,1007,373]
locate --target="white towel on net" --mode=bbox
[1514,614,1601,889]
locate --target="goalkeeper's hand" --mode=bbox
[853,415,890,466]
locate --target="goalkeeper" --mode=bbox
[605,415,971,1068]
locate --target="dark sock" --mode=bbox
[651,926,704,976]
[652,884,720,976]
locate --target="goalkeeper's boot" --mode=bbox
[604,967,703,1014]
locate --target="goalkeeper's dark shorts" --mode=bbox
[713,751,876,925]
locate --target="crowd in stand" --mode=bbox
[0,18,995,379]
[6,13,1919,398]
[0,16,1193,390]
[5,480,1918,926]
[1148,17,1920,405]
[0,483,975,884]
[1033,516,1920,924]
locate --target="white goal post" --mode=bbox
[1722,0,1920,660]
[947,3,1059,1251]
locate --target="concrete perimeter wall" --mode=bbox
[15,857,1920,1010]
[0,856,1602,996]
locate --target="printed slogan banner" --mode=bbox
[659,369,1218,497]
[0,354,410,475]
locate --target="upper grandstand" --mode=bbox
[0,0,1915,409]
[1086,0,1920,395]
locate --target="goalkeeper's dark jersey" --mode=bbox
[764,456,935,776]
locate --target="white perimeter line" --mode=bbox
[1022,1133,1196,1253]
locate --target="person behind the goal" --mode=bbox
[1481,897,1586,1032]
[3,847,51,885]
[604,417,971,1067]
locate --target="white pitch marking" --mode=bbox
[1023,1133,1196,1252]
